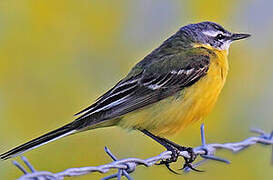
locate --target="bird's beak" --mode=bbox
[230,33,251,41]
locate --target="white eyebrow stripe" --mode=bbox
[203,30,221,37]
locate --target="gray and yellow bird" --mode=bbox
[0,22,250,167]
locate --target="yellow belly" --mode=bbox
[118,48,229,136]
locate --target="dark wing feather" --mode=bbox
[73,52,210,128]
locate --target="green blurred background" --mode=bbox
[0,0,272,179]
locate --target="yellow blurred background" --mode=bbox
[0,0,272,179]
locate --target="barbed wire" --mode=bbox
[13,124,273,180]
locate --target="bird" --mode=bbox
[0,22,250,168]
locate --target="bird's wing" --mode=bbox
[74,49,211,127]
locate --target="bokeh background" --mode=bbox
[0,0,272,179]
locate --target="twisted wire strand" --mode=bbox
[13,126,273,180]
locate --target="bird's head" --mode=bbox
[181,21,250,51]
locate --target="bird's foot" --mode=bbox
[157,145,181,174]
[163,140,200,172]
[157,144,200,174]
[179,147,203,172]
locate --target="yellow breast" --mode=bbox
[118,46,229,136]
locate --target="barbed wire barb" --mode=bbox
[13,125,273,180]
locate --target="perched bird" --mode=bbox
[0,22,250,167]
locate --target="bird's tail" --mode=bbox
[0,122,78,160]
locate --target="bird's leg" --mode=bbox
[140,129,180,174]
[141,129,197,173]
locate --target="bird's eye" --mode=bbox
[216,34,225,40]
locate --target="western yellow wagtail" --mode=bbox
[0,22,250,169]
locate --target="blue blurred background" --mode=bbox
[0,0,272,179]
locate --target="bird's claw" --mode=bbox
[156,147,181,174]
[179,147,203,172]
[157,146,201,174]
[165,162,181,175]
[180,162,204,172]
[182,147,197,162]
